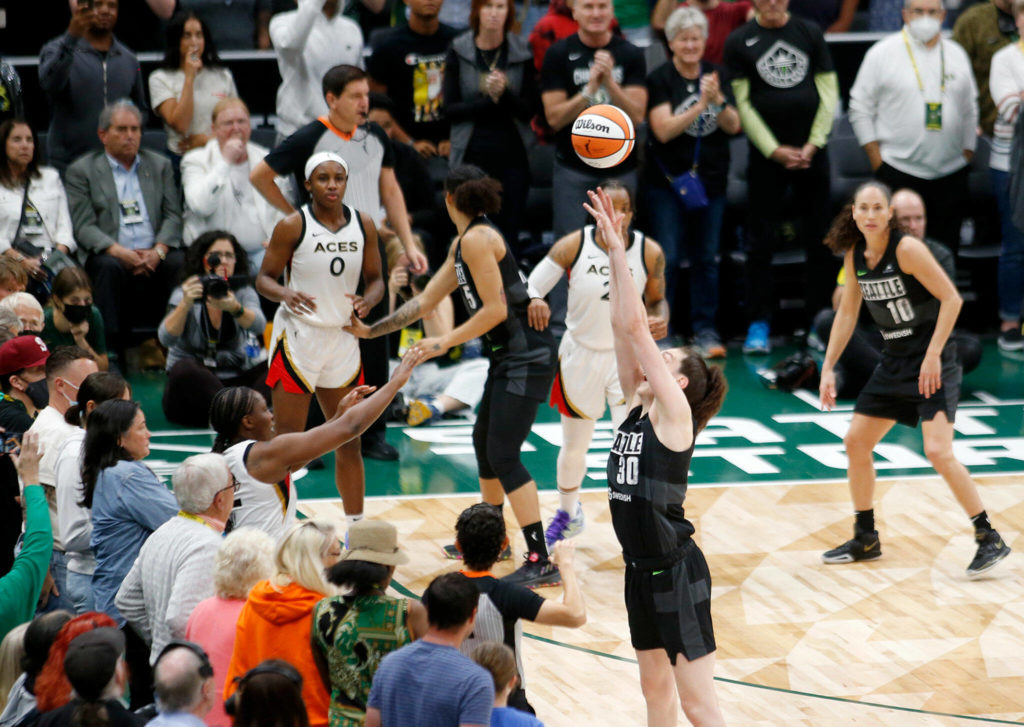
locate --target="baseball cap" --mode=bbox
[63,627,125,701]
[0,336,49,376]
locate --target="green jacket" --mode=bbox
[0,486,53,641]
[953,2,1017,136]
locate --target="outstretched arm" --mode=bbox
[245,350,425,482]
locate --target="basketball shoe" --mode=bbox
[822,527,882,563]
[966,530,1011,579]
[545,502,585,547]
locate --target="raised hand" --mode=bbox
[334,385,376,417]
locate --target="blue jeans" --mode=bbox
[646,184,725,335]
[65,569,96,614]
[35,549,73,614]
[990,169,1024,322]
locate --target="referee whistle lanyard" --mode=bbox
[177,510,226,534]
[902,28,945,131]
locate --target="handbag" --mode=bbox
[655,79,710,211]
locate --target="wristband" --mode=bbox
[232,304,245,318]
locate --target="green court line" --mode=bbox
[387,578,1021,726]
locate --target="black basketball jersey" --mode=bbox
[607,406,696,560]
[454,216,536,357]
[854,230,940,358]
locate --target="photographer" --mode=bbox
[158,230,267,428]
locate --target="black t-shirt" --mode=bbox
[0,396,33,437]
[607,406,695,560]
[367,23,461,144]
[264,118,394,210]
[644,60,736,196]
[854,230,942,358]
[540,34,647,174]
[723,15,833,147]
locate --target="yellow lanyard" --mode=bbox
[177,510,223,534]
[903,28,945,98]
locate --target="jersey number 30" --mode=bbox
[616,456,639,486]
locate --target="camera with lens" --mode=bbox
[201,252,248,300]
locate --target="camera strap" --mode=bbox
[10,179,29,244]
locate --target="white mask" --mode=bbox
[907,15,942,43]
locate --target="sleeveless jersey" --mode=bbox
[854,229,940,357]
[454,216,545,359]
[607,406,696,560]
[285,204,366,328]
[565,226,648,351]
[224,440,296,542]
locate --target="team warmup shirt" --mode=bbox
[264,118,393,217]
[645,59,736,195]
[565,225,647,351]
[366,23,461,144]
[607,407,696,560]
[284,204,367,328]
[854,229,941,358]
[223,440,296,542]
[454,216,548,360]
[540,34,646,174]
[723,15,834,146]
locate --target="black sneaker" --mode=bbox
[997,327,1024,352]
[822,529,882,564]
[966,530,1011,579]
[501,552,561,589]
[442,543,512,561]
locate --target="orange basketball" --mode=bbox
[570,104,636,169]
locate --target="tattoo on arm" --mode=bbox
[369,298,422,336]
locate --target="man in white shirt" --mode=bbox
[115,453,234,665]
[270,0,364,140]
[26,344,98,614]
[181,98,286,272]
[848,0,979,253]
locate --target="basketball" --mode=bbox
[571,104,636,169]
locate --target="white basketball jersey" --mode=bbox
[285,204,366,328]
[224,440,297,542]
[565,225,647,350]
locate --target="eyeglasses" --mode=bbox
[220,475,240,495]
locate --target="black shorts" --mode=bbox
[489,344,556,403]
[624,540,716,665]
[855,346,960,428]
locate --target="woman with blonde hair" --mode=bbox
[0,623,29,713]
[186,528,275,727]
[223,520,342,727]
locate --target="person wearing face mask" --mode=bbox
[848,0,979,255]
[41,267,109,372]
[0,335,51,434]
[25,346,98,615]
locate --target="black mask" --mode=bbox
[25,378,49,410]
[62,304,91,325]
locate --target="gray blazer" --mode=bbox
[65,148,183,258]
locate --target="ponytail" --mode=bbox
[71,700,109,727]
[679,350,728,433]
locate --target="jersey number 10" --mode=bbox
[885,298,915,324]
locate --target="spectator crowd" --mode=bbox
[0,0,1022,724]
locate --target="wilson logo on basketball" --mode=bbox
[573,118,612,135]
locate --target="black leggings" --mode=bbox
[473,372,541,494]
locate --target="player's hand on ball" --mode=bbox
[527,299,551,331]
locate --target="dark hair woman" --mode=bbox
[0,119,76,286]
[443,0,537,252]
[311,520,426,726]
[54,372,130,614]
[819,181,1011,578]
[150,11,237,157]
[587,186,728,727]
[158,230,266,428]
[348,165,559,589]
[42,268,109,371]
[80,400,177,625]
[230,661,309,727]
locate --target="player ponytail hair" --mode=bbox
[678,350,727,432]
[210,387,262,453]
[444,165,502,217]
[824,181,897,254]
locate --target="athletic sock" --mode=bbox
[346,513,364,526]
[522,522,549,561]
[971,511,992,537]
[558,488,579,515]
[855,509,875,534]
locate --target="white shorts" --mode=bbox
[266,309,360,393]
[550,331,623,420]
